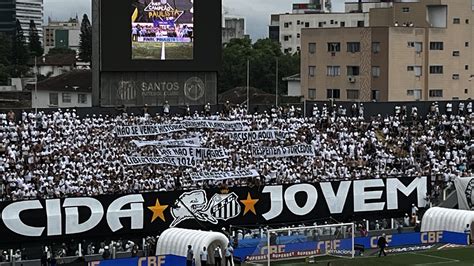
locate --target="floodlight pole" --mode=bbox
[275,57,278,107]
[247,59,250,113]
[34,56,38,114]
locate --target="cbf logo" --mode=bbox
[465,179,474,209]
[184,77,205,101]
[170,190,240,227]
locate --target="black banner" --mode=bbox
[0,177,428,244]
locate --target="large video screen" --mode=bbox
[131,0,194,60]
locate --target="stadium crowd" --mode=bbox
[0,102,472,202]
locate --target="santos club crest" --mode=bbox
[465,179,474,210]
[170,190,241,227]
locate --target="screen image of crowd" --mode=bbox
[0,101,472,262]
[131,0,194,60]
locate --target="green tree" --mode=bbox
[79,14,92,62]
[48,47,77,56]
[218,38,300,95]
[28,20,44,57]
[11,19,30,77]
[0,33,12,84]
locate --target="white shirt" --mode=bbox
[200,250,208,261]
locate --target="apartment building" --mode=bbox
[43,16,81,54]
[0,0,43,39]
[301,0,474,101]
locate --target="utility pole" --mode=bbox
[247,59,250,113]
[276,57,279,107]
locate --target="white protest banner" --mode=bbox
[132,137,201,147]
[251,144,315,158]
[181,120,246,131]
[115,124,186,137]
[157,147,230,160]
[227,130,290,142]
[454,176,474,210]
[124,156,196,168]
[190,169,259,181]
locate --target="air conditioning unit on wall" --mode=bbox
[348,76,356,83]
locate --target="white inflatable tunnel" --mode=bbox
[421,207,474,233]
[156,228,229,266]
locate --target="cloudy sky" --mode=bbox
[44,0,344,40]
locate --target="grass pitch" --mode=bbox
[132,41,193,60]
[250,246,474,266]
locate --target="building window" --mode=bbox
[49,93,58,106]
[347,42,360,53]
[466,42,469,47]
[330,20,334,24]
[309,43,316,54]
[357,21,364,27]
[284,22,289,28]
[402,7,410,13]
[414,66,422,77]
[296,46,300,52]
[372,42,381,53]
[309,66,316,77]
[297,33,300,38]
[453,18,460,24]
[284,35,289,41]
[430,65,443,74]
[407,89,422,100]
[465,65,469,70]
[318,22,323,27]
[415,42,423,53]
[327,89,340,99]
[347,66,360,76]
[78,94,87,104]
[341,21,345,27]
[429,89,443,97]
[62,93,71,103]
[305,22,310,27]
[372,90,380,101]
[372,66,381,78]
[430,42,443,50]
[453,74,460,80]
[327,42,341,52]
[326,66,341,76]
[453,51,460,56]
[466,19,469,24]
[407,42,415,47]
[347,89,359,100]
[297,20,301,25]
[465,89,469,94]
[308,88,316,99]
[407,66,414,71]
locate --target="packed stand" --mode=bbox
[0,101,472,201]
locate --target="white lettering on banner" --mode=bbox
[320,182,351,214]
[227,130,290,142]
[2,201,45,237]
[124,156,196,168]
[284,184,317,216]
[181,120,246,131]
[115,124,186,137]
[157,147,230,161]
[454,176,474,210]
[262,186,284,220]
[46,199,61,236]
[353,179,385,212]
[107,195,144,232]
[252,145,315,158]
[190,170,259,181]
[262,178,427,221]
[386,177,427,210]
[132,137,201,147]
[63,198,103,235]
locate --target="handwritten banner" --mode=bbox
[251,144,316,158]
[116,124,186,137]
[124,156,196,168]
[181,120,246,131]
[132,137,201,147]
[227,130,290,142]
[190,169,259,181]
[157,147,230,160]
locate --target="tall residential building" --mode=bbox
[301,0,474,102]
[0,0,44,39]
[44,16,81,54]
[0,0,16,34]
[222,17,246,44]
[269,0,373,54]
